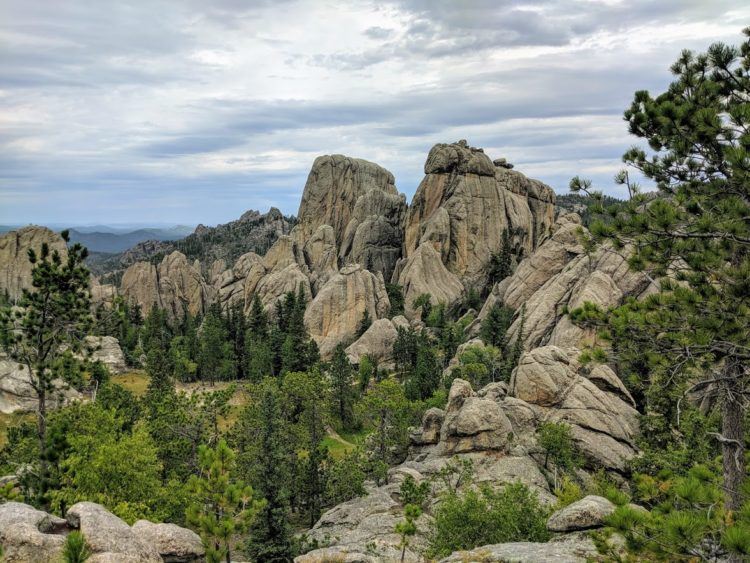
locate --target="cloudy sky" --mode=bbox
[1,0,748,226]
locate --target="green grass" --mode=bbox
[323,428,369,460]
[111,370,150,396]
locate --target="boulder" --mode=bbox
[547,495,616,532]
[83,336,128,374]
[345,317,403,366]
[509,346,639,471]
[66,502,162,562]
[440,396,513,454]
[410,407,445,446]
[0,226,68,303]
[132,520,205,562]
[0,358,82,414]
[0,502,67,563]
[439,532,598,562]
[305,264,390,357]
[395,243,463,318]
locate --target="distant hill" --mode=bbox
[67,226,193,253]
[88,208,295,283]
[555,193,624,226]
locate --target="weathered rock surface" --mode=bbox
[66,502,163,562]
[0,502,67,563]
[439,533,598,562]
[403,141,556,288]
[345,316,409,366]
[132,520,205,562]
[0,358,83,414]
[214,251,262,307]
[305,264,390,357]
[547,495,616,532]
[0,501,203,563]
[83,336,128,374]
[121,251,214,320]
[510,346,639,470]
[395,243,464,318]
[478,213,656,351]
[0,226,68,303]
[295,154,398,248]
[339,187,407,281]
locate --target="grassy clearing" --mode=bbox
[111,370,150,396]
[323,427,369,460]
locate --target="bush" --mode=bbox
[62,531,91,563]
[537,421,577,470]
[429,483,550,558]
[399,474,430,508]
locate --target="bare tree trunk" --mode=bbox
[721,390,744,513]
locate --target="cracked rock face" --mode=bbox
[304,264,390,357]
[0,227,68,303]
[403,141,556,288]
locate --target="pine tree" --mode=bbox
[0,233,92,506]
[198,304,234,385]
[246,378,293,562]
[357,309,372,337]
[187,440,264,563]
[329,344,355,429]
[571,29,750,521]
[480,303,514,349]
[487,228,513,286]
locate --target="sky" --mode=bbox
[1,1,748,227]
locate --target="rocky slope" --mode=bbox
[0,227,68,303]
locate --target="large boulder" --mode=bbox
[402,141,555,288]
[339,187,407,281]
[395,243,464,319]
[66,502,162,562]
[439,532,598,562]
[0,502,67,563]
[345,316,408,366]
[509,346,639,471]
[83,336,128,374]
[0,226,68,303]
[132,520,205,562]
[546,495,616,532]
[0,358,82,414]
[305,264,390,357]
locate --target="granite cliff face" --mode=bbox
[402,140,556,289]
[0,227,68,302]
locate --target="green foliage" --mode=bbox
[487,228,513,286]
[329,344,356,430]
[449,344,504,388]
[553,475,583,509]
[395,503,422,562]
[325,450,367,506]
[186,440,264,563]
[429,483,551,558]
[399,474,430,509]
[537,421,578,471]
[62,531,91,563]
[198,304,235,384]
[480,303,513,349]
[0,232,92,506]
[356,309,372,337]
[412,293,432,321]
[393,327,442,401]
[385,283,405,317]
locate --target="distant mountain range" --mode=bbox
[66,226,194,253]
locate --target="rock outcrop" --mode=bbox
[546,495,616,532]
[121,251,214,320]
[345,316,409,366]
[477,213,657,351]
[83,336,128,374]
[509,346,639,470]
[0,226,68,303]
[214,251,262,308]
[402,141,556,288]
[395,243,464,318]
[438,533,598,562]
[0,358,82,414]
[0,501,203,563]
[304,264,390,357]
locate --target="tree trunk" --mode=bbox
[37,385,49,508]
[721,390,744,513]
